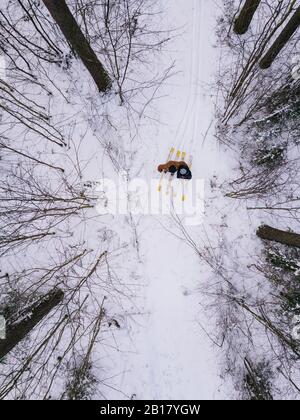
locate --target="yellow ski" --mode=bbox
[158,147,175,192]
[166,150,186,196]
[181,155,193,201]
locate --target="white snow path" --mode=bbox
[106,0,227,400]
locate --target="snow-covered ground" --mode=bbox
[2,0,300,400]
[103,0,230,400]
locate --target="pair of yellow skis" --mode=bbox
[157,146,192,201]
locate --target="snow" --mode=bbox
[70,0,300,400]
[0,0,258,400]
[101,0,229,400]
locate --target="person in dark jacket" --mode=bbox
[157,160,192,180]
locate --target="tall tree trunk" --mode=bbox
[259,6,300,69]
[0,288,64,360]
[234,0,262,35]
[257,225,300,249]
[42,0,111,92]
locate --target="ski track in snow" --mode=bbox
[109,0,226,400]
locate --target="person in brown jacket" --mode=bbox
[157,160,192,180]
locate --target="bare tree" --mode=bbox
[260,5,300,69]
[0,288,64,360]
[73,0,172,108]
[0,246,122,399]
[257,225,300,248]
[42,0,111,92]
[0,0,171,401]
[0,79,66,148]
[220,0,297,125]
[0,163,94,257]
[234,0,262,35]
[211,0,300,400]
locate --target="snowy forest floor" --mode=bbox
[103,0,231,400]
[2,0,299,400]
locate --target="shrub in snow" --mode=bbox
[63,359,98,400]
[243,358,273,401]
